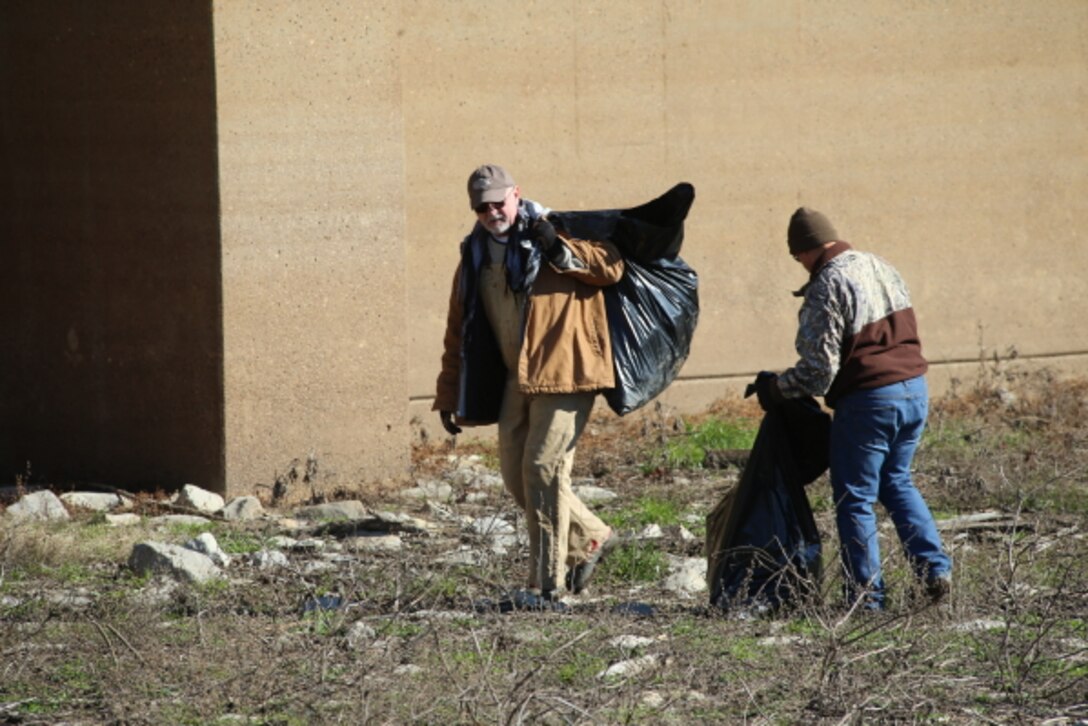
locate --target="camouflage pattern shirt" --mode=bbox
[777,242,927,408]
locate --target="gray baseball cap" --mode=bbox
[467,164,515,209]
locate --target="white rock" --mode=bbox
[105,513,141,527]
[470,515,515,536]
[610,635,655,652]
[638,523,664,539]
[471,473,504,490]
[184,532,232,567]
[663,556,707,595]
[5,490,70,522]
[60,492,131,512]
[393,664,423,676]
[221,496,264,521]
[952,619,1007,633]
[572,484,618,502]
[175,484,225,514]
[345,621,377,649]
[129,541,223,583]
[598,654,659,680]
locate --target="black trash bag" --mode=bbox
[706,397,830,614]
[549,183,699,415]
[602,257,698,415]
[549,182,694,264]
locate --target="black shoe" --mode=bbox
[567,531,622,594]
[925,574,951,604]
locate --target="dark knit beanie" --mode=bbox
[788,207,838,255]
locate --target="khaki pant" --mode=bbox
[498,377,612,593]
[481,260,611,593]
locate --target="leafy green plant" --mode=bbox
[605,495,684,530]
[645,417,758,471]
[600,542,666,584]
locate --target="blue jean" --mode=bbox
[829,376,951,607]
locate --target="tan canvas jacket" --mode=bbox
[433,234,624,422]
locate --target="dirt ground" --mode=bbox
[1,363,1086,724]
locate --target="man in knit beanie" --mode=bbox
[752,207,952,611]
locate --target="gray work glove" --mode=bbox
[439,411,462,436]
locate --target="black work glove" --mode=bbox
[745,371,786,412]
[530,218,565,264]
[439,411,462,436]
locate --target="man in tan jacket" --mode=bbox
[434,164,621,607]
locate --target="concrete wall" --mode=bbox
[404,0,1088,432]
[213,2,408,499]
[4,1,1085,492]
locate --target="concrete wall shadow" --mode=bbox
[1,1,222,490]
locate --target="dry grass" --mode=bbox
[1,365,1086,724]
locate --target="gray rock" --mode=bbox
[129,541,223,583]
[60,491,131,512]
[5,490,70,522]
[295,500,370,521]
[175,484,225,514]
[221,496,264,521]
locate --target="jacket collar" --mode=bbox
[792,241,852,297]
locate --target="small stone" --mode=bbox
[572,484,618,502]
[295,501,370,521]
[175,484,225,514]
[247,550,290,569]
[469,515,515,536]
[184,532,231,567]
[105,513,142,527]
[221,496,264,521]
[345,535,403,552]
[60,492,131,512]
[399,481,453,502]
[345,621,377,649]
[598,654,659,680]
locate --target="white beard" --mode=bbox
[482,214,512,236]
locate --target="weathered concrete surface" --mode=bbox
[212,2,409,498]
[405,0,1088,432]
[4,1,1086,490]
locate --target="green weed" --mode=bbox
[645,418,758,471]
